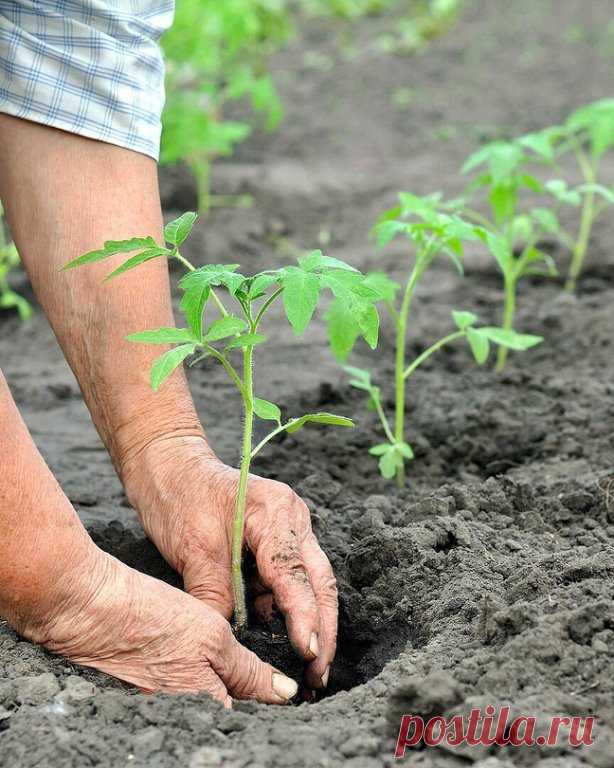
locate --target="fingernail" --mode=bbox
[308,632,319,658]
[272,673,298,701]
[321,667,330,688]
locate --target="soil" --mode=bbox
[1,0,614,765]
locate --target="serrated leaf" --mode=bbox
[452,310,478,330]
[225,333,266,351]
[203,316,247,342]
[285,412,354,434]
[467,327,490,364]
[62,237,160,270]
[164,212,197,246]
[480,327,543,350]
[298,250,357,273]
[104,247,171,280]
[364,272,401,302]
[150,344,195,391]
[253,397,281,423]
[179,264,245,297]
[357,303,379,349]
[372,220,408,248]
[281,267,320,334]
[180,283,210,339]
[326,298,361,361]
[248,273,279,299]
[126,327,197,345]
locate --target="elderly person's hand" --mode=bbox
[124,435,338,691]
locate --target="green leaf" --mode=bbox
[518,129,559,162]
[379,447,402,479]
[479,327,543,350]
[577,184,614,205]
[358,303,379,349]
[0,289,32,320]
[180,283,210,340]
[545,180,581,207]
[150,344,195,391]
[225,333,266,351]
[164,212,197,246]
[285,412,354,434]
[567,99,614,158]
[483,232,513,276]
[62,237,160,270]
[104,248,170,280]
[369,443,391,456]
[180,265,245,297]
[203,316,247,342]
[364,272,400,303]
[397,442,414,459]
[489,182,517,226]
[281,267,320,334]
[298,250,357,273]
[126,327,197,345]
[531,208,560,234]
[372,219,408,248]
[248,273,279,299]
[253,397,281,423]
[452,309,478,330]
[326,298,361,361]
[467,327,490,364]
[343,365,373,392]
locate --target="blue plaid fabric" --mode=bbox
[0,0,174,159]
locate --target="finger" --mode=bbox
[301,534,338,690]
[254,526,321,662]
[212,624,298,705]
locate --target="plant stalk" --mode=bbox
[394,267,419,488]
[565,185,595,293]
[495,276,516,373]
[231,344,254,629]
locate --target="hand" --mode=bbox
[16,538,299,706]
[124,436,337,690]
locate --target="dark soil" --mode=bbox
[2,0,614,765]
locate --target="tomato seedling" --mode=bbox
[344,193,542,487]
[63,212,379,628]
[556,99,614,292]
[0,204,31,321]
[458,136,563,371]
[161,0,290,213]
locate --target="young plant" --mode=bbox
[63,213,379,628]
[558,99,614,291]
[161,0,291,213]
[459,136,562,371]
[344,193,542,488]
[0,204,31,321]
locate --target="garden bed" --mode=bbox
[1,0,614,765]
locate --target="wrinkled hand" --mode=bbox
[125,436,337,690]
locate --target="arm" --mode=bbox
[0,115,337,689]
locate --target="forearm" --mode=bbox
[0,116,213,481]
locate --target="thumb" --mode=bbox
[212,627,299,704]
[183,555,234,621]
